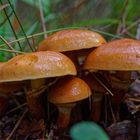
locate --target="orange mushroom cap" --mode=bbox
[84,38,140,71]
[0,51,76,82]
[48,76,91,104]
[37,29,106,52]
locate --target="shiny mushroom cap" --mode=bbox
[84,38,140,71]
[37,29,106,52]
[0,51,76,82]
[48,76,91,104]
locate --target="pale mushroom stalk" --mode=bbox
[27,78,58,119]
[26,78,46,119]
[31,79,46,89]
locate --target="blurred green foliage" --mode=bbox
[0,0,140,61]
[70,121,110,140]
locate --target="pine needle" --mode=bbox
[0,48,26,54]
[0,26,123,48]
[0,35,17,55]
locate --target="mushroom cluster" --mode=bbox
[0,29,139,139]
[0,51,76,119]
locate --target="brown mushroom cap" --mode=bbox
[48,76,91,104]
[37,29,106,52]
[84,38,140,71]
[0,51,76,82]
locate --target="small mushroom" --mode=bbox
[37,29,106,69]
[48,76,91,130]
[0,51,76,119]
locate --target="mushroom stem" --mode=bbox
[26,79,46,120]
[57,103,76,130]
[31,79,46,89]
[90,93,103,122]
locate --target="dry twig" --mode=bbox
[92,73,114,96]
[0,48,26,54]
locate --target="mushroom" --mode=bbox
[84,38,140,120]
[48,76,91,130]
[37,29,106,69]
[0,51,76,119]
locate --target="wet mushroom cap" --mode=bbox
[37,29,106,52]
[84,38,140,71]
[0,51,76,82]
[48,76,91,104]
